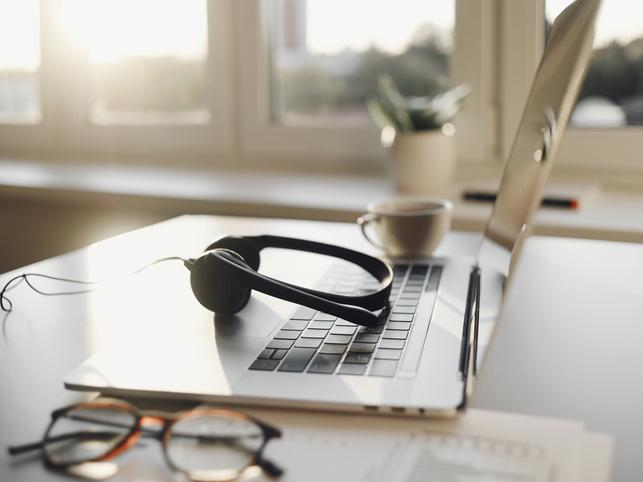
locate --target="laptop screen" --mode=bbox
[478,0,601,277]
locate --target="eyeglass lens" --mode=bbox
[166,413,264,480]
[44,406,136,465]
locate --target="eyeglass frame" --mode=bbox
[8,398,284,481]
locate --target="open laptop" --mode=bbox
[65,0,600,416]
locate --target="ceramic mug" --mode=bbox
[357,197,453,257]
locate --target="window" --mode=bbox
[0,0,231,158]
[501,0,643,171]
[60,0,210,125]
[238,0,496,165]
[268,0,453,128]
[0,0,41,124]
[548,0,643,130]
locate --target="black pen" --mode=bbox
[463,191,579,209]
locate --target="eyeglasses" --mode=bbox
[8,398,283,481]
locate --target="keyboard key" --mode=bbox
[302,329,328,339]
[344,352,372,364]
[409,273,428,280]
[333,289,354,295]
[410,265,429,275]
[275,330,300,340]
[400,293,421,300]
[354,333,379,344]
[389,313,414,322]
[295,338,323,349]
[383,330,408,340]
[387,321,412,331]
[375,348,402,360]
[309,320,334,330]
[331,326,356,336]
[380,339,405,350]
[258,348,274,359]
[395,299,419,307]
[307,354,342,374]
[334,318,355,327]
[325,334,352,344]
[319,343,347,355]
[348,342,376,353]
[356,289,377,296]
[358,325,384,334]
[291,306,316,320]
[338,363,367,375]
[314,312,337,322]
[393,306,416,314]
[249,358,279,371]
[402,286,423,293]
[369,359,398,377]
[272,349,288,360]
[283,320,308,331]
[267,339,295,350]
[404,279,425,286]
[278,348,317,372]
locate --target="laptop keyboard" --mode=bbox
[248,262,441,377]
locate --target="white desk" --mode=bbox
[1,215,642,481]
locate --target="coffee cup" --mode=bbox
[357,197,452,257]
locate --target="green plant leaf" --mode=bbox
[377,75,414,132]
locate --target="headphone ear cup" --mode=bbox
[204,236,261,271]
[189,249,252,314]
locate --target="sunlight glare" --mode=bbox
[0,0,40,70]
[60,0,207,64]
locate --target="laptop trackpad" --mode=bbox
[213,297,284,338]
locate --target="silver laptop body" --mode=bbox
[65,0,600,416]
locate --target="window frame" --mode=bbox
[1,0,233,160]
[236,0,499,167]
[499,0,643,174]
[0,0,58,154]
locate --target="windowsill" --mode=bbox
[1,159,642,243]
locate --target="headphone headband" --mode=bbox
[244,235,393,311]
[195,235,393,326]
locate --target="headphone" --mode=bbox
[185,235,393,327]
[0,235,393,327]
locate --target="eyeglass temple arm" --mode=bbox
[257,456,284,478]
[8,440,45,456]
[8,430,123,456]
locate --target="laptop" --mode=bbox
[65,0,600,416]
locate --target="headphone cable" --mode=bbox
[0,256,187,313]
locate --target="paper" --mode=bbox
[381,432,551,482]
[238,408,608,482]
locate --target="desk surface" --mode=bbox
[1,215,642,482]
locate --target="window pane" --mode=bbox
[0,0,41,123]
[61,0,209,125]
[268,0,454,127]
[547,0,643,127]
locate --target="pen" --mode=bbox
[463,191,579,209]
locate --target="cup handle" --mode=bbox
[357,213,384,250]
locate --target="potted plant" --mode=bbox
[368,76,470,196]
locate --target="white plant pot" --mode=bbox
[388,130,455,196]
